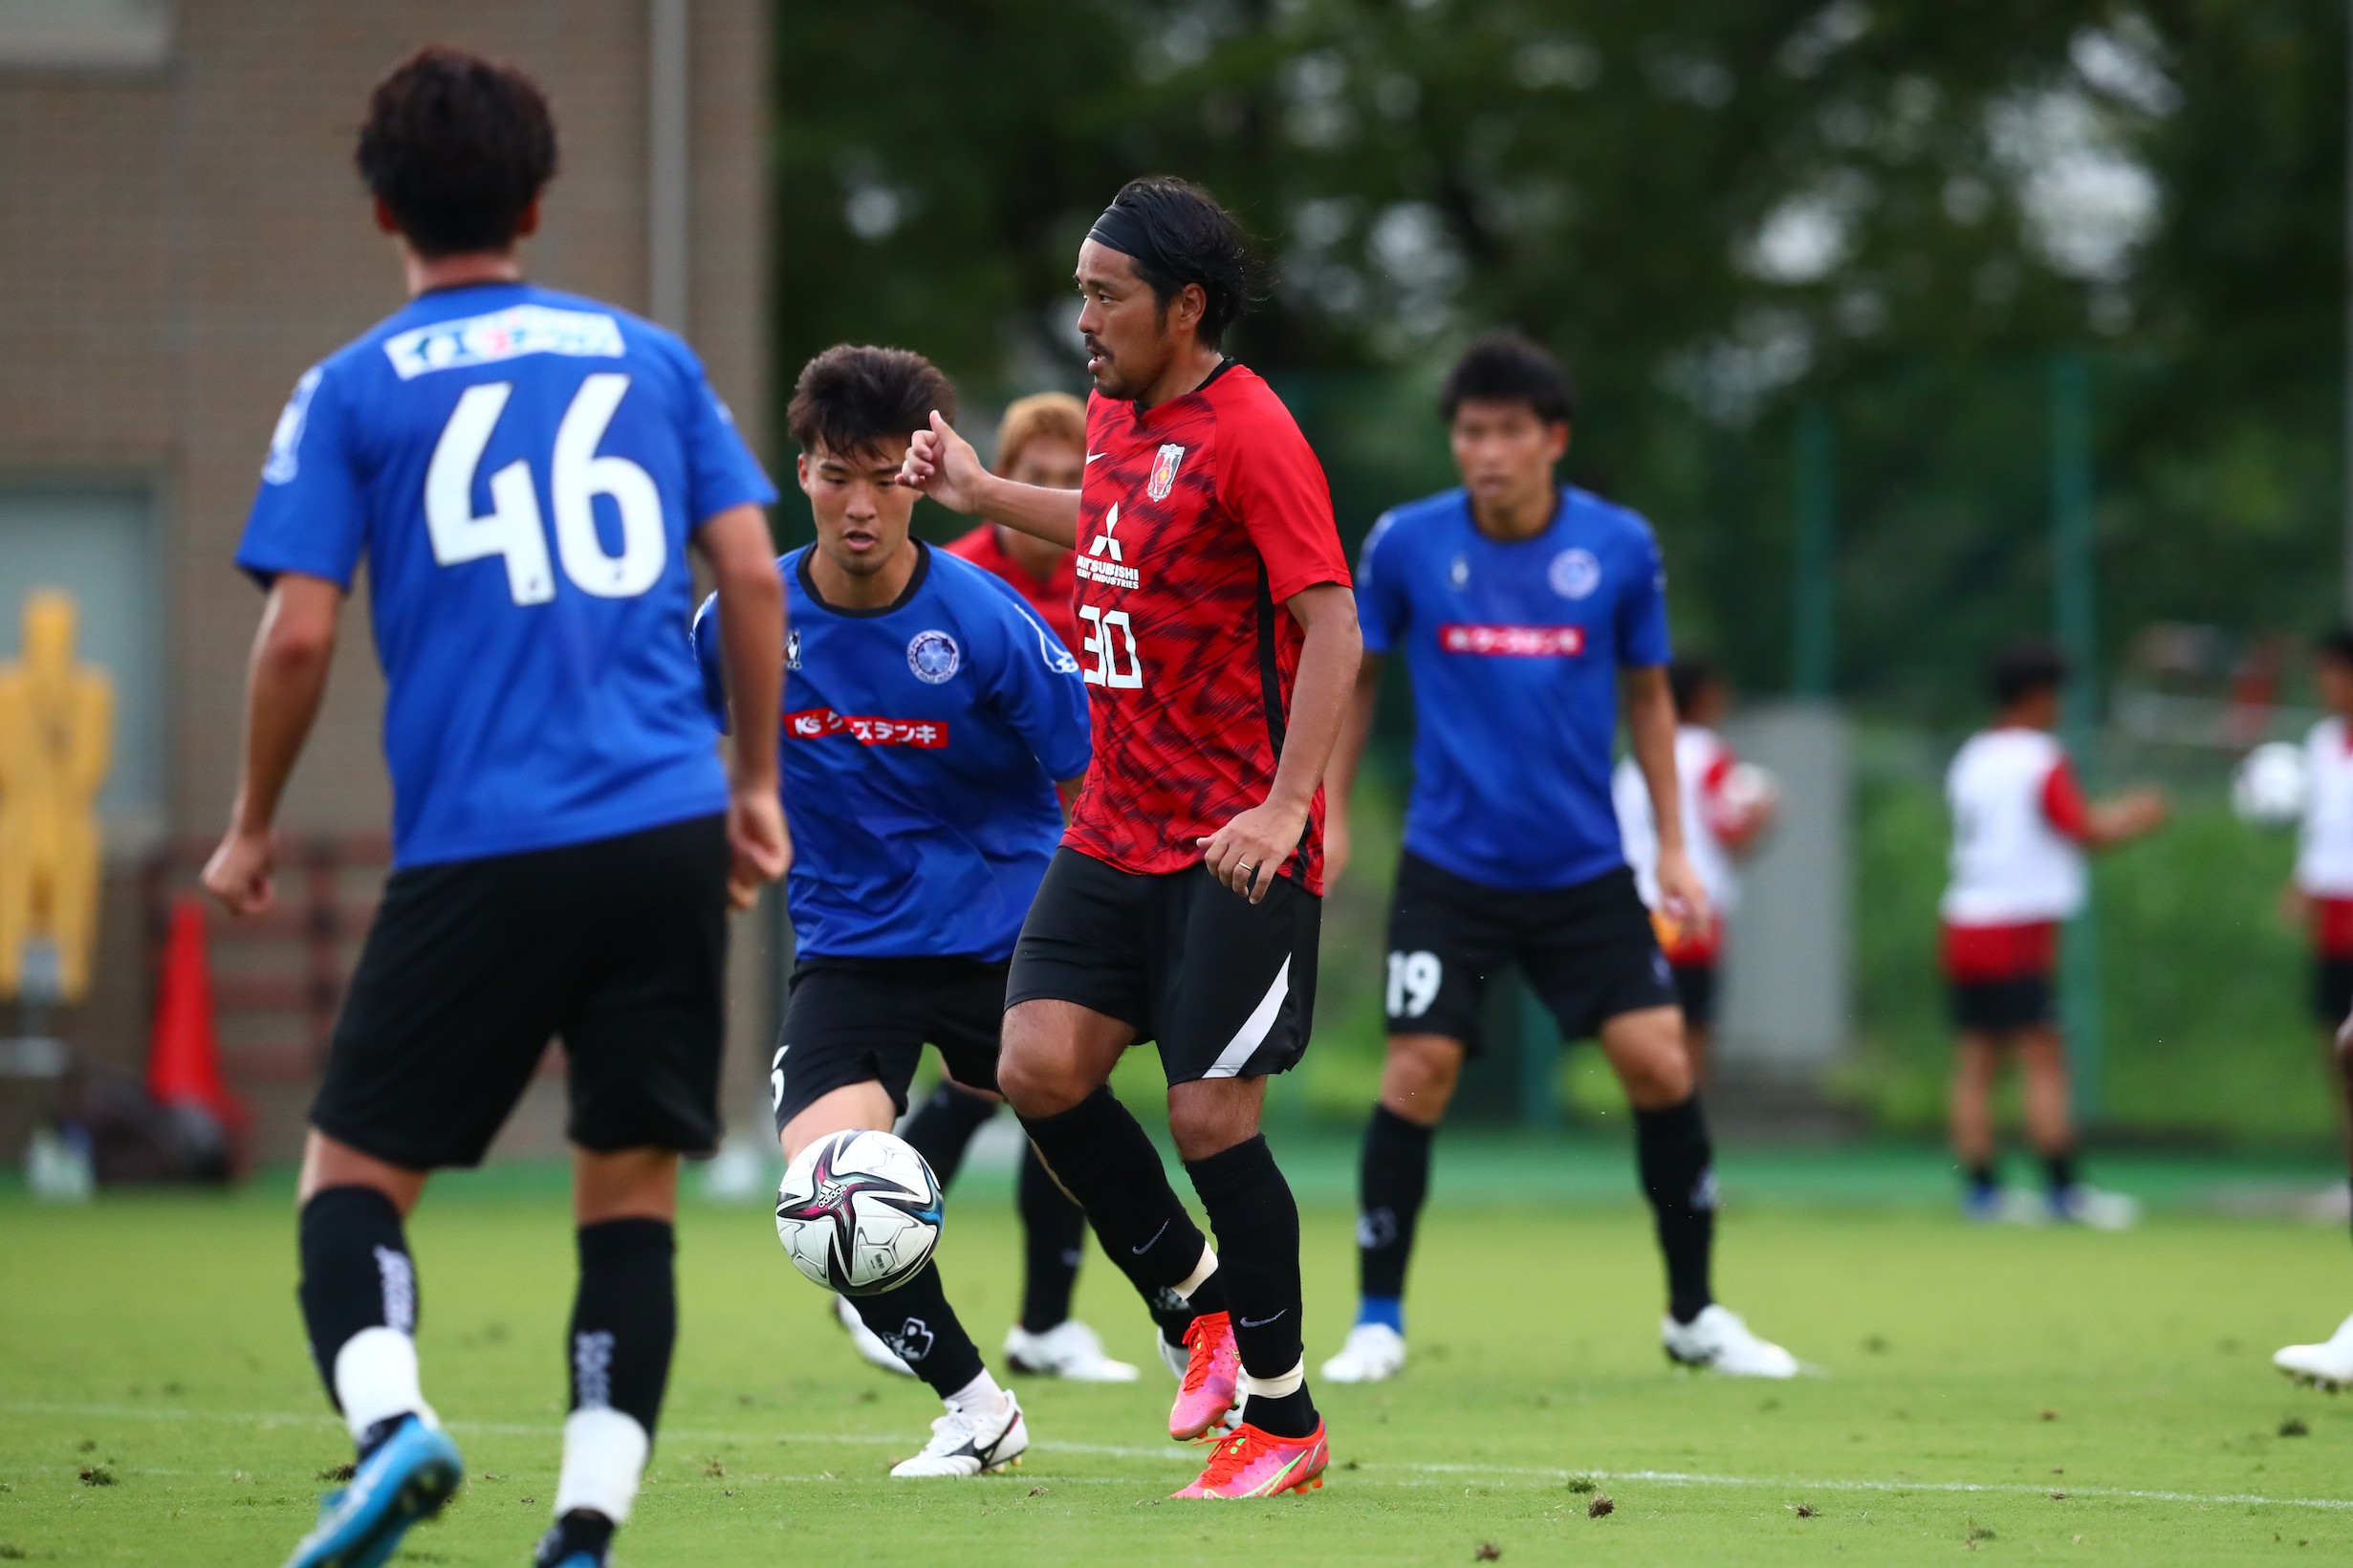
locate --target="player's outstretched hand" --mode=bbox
[897,410,989,515]
[202,826,276,917]
[728,787,791,910]
[1654,843,1714,942]
[1197,798,1310,904]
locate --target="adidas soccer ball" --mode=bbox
[773,1128,943,1296]
[2232,741,2308,830]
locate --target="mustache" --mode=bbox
[1082,335,1108,360]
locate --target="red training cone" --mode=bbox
[148,895,236,1122]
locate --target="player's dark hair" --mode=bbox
[356,46,557,258]
[1440,332,1578,425]
[1990,640,2069,707]
[1668,655,1720,720]
[787,344,956,460]
[1090,176,1263,350]
[2318,628,2353,668]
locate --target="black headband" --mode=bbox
[1086,201,1176,284]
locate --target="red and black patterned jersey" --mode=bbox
[1062,361,1352,893]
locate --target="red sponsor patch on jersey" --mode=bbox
[1437,623,1586,657]
[784,707,949,749]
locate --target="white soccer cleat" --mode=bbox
[835,1295,915,1378]
[2051,1185,2140,1231]
[1319,1322,1407,1384]
[2275,1313,2353,1390]
[1003,1319,1139,1382]
[888,1392,1028,1477]
[1663,1304,1799,1379]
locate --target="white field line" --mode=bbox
[10,1400,2352,1514]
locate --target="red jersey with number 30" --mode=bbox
[1064,362,1351,893]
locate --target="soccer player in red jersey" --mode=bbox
[943,393,1084,650]
[902,176,1358,1499]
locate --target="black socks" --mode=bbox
[1634,1095,1717,1326]
[1186,1135,1317,1439]
[297,1185,416,1411]
[2041,1150,2080,1195]
[570,1219,676,1434]
[1355,1105,1434,1305]
[1021,1087,1223,1337]
[899,1080,998,1190]
[848,1260,987,1398]
[1016,1143,1086,1333]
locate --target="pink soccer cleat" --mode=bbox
[1171,1421,1330,1499]
[1167,1311,1242,1441]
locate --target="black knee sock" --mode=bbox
[570,1219,676,1436]
[899,1081,998,1191]
[297,1186,418,1445]
[2041,1150,2079,1195]
[1356,1106,1434,1314]
[1016,1143,1087,1334]
[1634,1096,1716,1326]
[849,1261,987,1400]
[1186,1136,1317,1439]
[1020,1088,1222,1339]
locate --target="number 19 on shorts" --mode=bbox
[1078,602,1143,688]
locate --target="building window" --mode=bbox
[0,0,172,72]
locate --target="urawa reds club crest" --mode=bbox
[1146,442,1187,501]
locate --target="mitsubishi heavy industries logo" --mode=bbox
[1146,442,1187,501]
[1077,501,1141,591]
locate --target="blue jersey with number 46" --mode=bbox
[237,281,776,868]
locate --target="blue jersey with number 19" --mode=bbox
[236,281,776,868]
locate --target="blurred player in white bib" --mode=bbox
[1613,655,1776,1082]
[1942,642,2164,1229]
[2273,631,2353,1386]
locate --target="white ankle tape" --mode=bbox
[1240,1358,1306,1400]
[554,1407,650,1525]
[1176,1244,1218,1300]
[334,1327,431,1441]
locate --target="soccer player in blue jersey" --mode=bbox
[1316,333,1798,1385]
[200,49,787,1568]
[691,344,1095,1476]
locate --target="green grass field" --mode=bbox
[6,1138,2353,1565]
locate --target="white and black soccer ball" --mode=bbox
[2233,741,2309,831]
[773,1129,944,1297]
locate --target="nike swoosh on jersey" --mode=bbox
[1087,451,1109,463]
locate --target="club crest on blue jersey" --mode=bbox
[1550,547,1601,600]
[1147,442,1187,501]
[785,627,802,670]
[906,629,961,684]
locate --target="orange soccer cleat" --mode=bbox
[1171,1420,1330,1499]
[1168,1311,1242,1441]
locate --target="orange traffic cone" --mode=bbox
[148,896,239,1129]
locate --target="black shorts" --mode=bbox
[1670,961,1719,1032]
[312,815,730,1170]
[1948,974,2057,1034]
[2315,957,2353,1029]
[1006,847,1320,1086]
[771,956,1008,1130]
[1382,853,1675,1051]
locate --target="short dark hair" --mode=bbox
[1440,332,1578,425]
[356,47,556,258]
[2319,628,2353,668]
[1668,654,1720,719]
[1990,639,2069,706]
[1098,176,1262,349]
[787,344,956,460]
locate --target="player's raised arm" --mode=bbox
[900,410,1080,548]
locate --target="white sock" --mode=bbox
[1240,1357,1306,1401]
[1175,1244,1219,1301]
[945,1367,1008,1417]
[554,1407,650,1525]
[333,1327,437,1442]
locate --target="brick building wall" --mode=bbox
[0,0,776,1163]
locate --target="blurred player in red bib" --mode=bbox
[1942,642,2163,1228]
[901,177,1357,1499]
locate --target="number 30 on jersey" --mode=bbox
[426,372,665,604]
[1078,602,1143,689]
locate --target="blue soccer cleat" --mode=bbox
[284,1414,463,1568]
